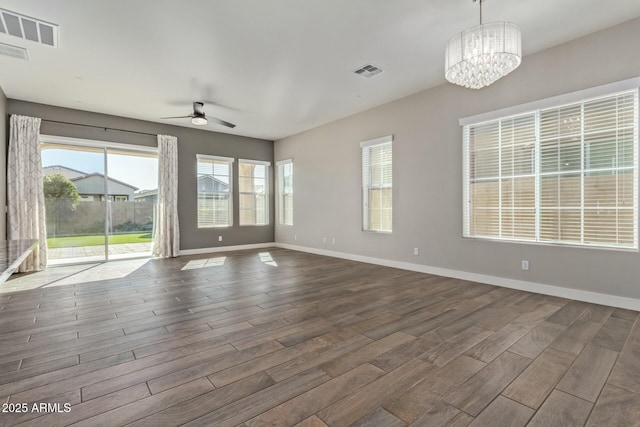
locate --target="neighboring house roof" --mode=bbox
[71,173,139,191]
[42,165,88,180]
[134,189,158,199]
[198,175,229,191]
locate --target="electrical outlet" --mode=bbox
[323,237,327,244]
[521,260,529,271]
[413,248,419,256]
[332,238,336,244]
[294,234,297,241]
[218,236,223,242]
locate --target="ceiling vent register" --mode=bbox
[0,8,58,47]
[354,64,384,78]
[0,41,28,60]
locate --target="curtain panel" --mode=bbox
[7,115,47,271]
[152,134,180,257]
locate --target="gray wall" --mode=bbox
[275,17,640,300]
[0,86,7,240]
[8,100,274,250]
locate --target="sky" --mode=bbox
[42,148,159,190]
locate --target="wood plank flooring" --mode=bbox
[0,247,639,426]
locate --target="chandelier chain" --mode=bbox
[473,0,484,25]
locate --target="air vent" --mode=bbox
[354,64,384,78]
[0,8,58,47]
[0,42,28,60]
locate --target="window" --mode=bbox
[362,135,393,232]
[464,90,638,249]
[277,159,293,225]
[197,155,233,228]
[100,195,128,202]
[239,159,270,226]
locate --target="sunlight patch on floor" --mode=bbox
[2,258,153,293]
[181,257,227,271]
[259,252,278,267]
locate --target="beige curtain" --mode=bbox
[7,115,47,271]
[152,134,180,257]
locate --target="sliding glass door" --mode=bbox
[41,138,158,265]
[106,148,158,260]
[42,144,108,263]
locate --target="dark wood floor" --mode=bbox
[1,248,639,426]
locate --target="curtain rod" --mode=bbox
[9,114,158,137]
[42,118,158,137]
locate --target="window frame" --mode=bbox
[276,158,294,226]
[238,158,271,227]
[462,86,639,251]
[196,154,234,228]
[361,135,393,233]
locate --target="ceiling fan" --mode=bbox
[161,102,236,128]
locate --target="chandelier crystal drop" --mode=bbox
[445,1,522,89]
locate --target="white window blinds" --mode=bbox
[239,159,270,226]
[464,90,638,249]
[277,159,293,226]
[362,136,393,232]
[197,155,233,228]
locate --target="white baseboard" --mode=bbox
[179,242,276,256]
[275,243,640,311]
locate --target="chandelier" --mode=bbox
[445,0,522,89]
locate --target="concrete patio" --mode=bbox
[48,242,153,263]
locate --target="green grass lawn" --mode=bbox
[47,233,152,248]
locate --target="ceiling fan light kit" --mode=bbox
[191,116,207,125]
[445,0,522,89]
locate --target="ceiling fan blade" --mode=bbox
[207,116,236,128]
[160,115,194,120]
[168,100,239,111]
[193,102,205,115]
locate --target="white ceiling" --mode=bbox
[1,0,640,140]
